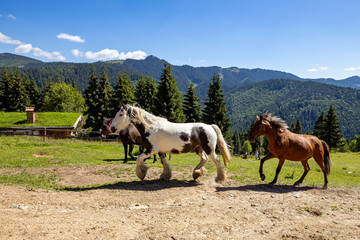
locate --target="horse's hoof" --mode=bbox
[160,174,171,181]
[294,181,300,186]
[260,174,266,181]
[123,160,128,164]
[192,169,202,181]
[322,185,328,190]
[215,176,225,183]
[269,181,276,185]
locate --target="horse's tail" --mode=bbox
[211,124,231,166]
[321,140,331,175]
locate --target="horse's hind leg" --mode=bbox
[294,159,310,186]
[159,153,172,180]
[209,151,226,183]
[269,157,285,185]
[129,143,136,160]
[314,151,329,189]
[193,149,208,181]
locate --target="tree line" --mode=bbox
[83,62,232,144]
[1,64,358,153]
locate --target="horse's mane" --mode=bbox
[126,104,168,129]
[261,113,289,130]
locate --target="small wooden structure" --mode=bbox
[25,107,35,123]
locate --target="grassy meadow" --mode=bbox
[0,135,359,190]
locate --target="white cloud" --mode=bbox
[15,44,33,53]
[0,32,22,44]
[307,66,328,72]
[32,47,65,61]
[345,66,360,71]
[118,50,147,60]
[15,43,65,61]
[57,33,85,43]
[8,14,16,20]
[80,48,147,60]
[71,49,84,57]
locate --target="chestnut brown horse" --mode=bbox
[247,113,331,189]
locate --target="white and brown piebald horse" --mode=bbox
[109,104,231,182]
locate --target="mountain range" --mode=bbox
[1,52,360,139]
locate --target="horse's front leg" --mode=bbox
[269,157,285,185]
[123,144,128,163]
[259,152,275,181]
[136,150,156,180]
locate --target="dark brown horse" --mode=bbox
[247,113,331,189]
[102,118,159,163]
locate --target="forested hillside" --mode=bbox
[2,53,360,97]
[1,53,360,139]
[226,79,360,139]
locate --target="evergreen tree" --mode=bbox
[314,111,326,139]
[111,71,135,116]
[324,104,343,148]
[98,65,113,118]
[135,75,157,113]
[8,71,30,112]
[202,73,232,143]
[25,76,41,109]
[183,81,202,122]
[39,77,53,111]
[84,65,102,130]
[0,66,12,110]
[290,118,302,134]
[232,130,242,155]
[156,62,185,122]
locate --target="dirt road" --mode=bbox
[0,165,359,239]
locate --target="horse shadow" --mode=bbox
[216,183,318,194]
[62,179,200,192]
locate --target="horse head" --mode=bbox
[247,114,269,142]
[109,105,132,133]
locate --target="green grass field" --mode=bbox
[0,112,83,127]
[0,135,359,189]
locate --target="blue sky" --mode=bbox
[1,0,360,79]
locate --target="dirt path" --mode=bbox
[0,165,359,239]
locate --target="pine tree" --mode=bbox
[232,130,242,155]
[84,65,102,130]
[98,65,113,118]
[314,111,326,139]
[183,81,202,123]
[9,71,30,112]
[0,66,12,110]
[324,104,343,148]
[25,76,41,109]
[111,71,135,116]
[135,75,157,113]
[202,73,232,143]
[156,62,185,122]
[290,119,302,134]
[39,77,53,111]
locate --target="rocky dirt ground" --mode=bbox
[0,164,359,240]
